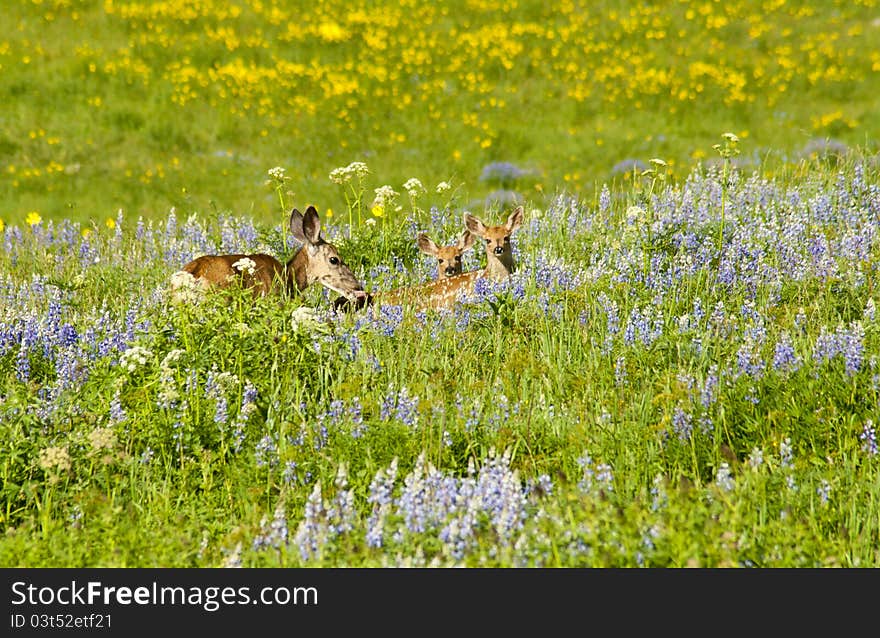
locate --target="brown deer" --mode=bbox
[417,230,475,280]
[171,206,366,303]
[355,206,523,312]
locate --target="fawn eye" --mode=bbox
[485,238,491,244]
[455,255,461,261]
[438,259,444,264]
[329,256,339,265]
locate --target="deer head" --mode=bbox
[417,230,475,279]
[463,206,524,280]
[286,206,366,301]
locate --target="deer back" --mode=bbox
[176,253,286,298]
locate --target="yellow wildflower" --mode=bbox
[26,211,42,227]
[105,217,116,230]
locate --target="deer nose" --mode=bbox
[494,246,504,255]
[445,266,456,275]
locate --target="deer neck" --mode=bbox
[484,251,515,281]
[286,248,311,293]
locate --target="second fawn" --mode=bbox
[417,229,476,279]
[171,206,366,303]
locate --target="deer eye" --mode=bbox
[455,255,461,261]
[329,256,339,265]
[485,238,491,244]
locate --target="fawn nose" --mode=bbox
[494,246,504,255]
[444,266,456,276]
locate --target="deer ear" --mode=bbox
[417,233,438,256]
[288,208,305,243]
[506,206,524,234]
[300,206,323,244]
[464,213,486,236]
[458,229,476,251]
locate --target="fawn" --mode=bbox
[352,206,524,312]
[171,206,366,303]
[417,229,476,279]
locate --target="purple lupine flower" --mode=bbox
[700,366,719,408]
[15,342,30,382]
[715,463,734,492]
[366,458,399,549]
[746,447,764,470]
[595,464,614,491]
[327,464,356,536]
[816,479,831,506]
[772,331,800,373]
[614,356,627,386]
[254,435,278,468]
[671,407,693,442]
[109,390,127,424]
[349,396,365,438]
[293,483,327,561]
[252,504,288,551]
[599,184,611,214]
[779,437,794,469]
[860,421,878,456]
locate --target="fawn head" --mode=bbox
[463,206,524,277]
[417,230,476,279]
[288,206,365,301]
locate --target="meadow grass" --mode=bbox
[2,0,879,226]
[1,148,879,567]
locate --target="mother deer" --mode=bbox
[171,206,366,303]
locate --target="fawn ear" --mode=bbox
[300,206,323,245]
[458,229,476,251]
[506,206,524,234]
[417,233,439,256]
[464,212,487,237]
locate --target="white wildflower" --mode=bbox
[38,446,71,472]
[329,166,349,184]
[403,177,425,199]
[88,427,117,453]
[169,270,204,303]
[231,257,257,276]
[347,161,369,178]
[119,345,152,372]
[715,462,734,492]
[160,349,185,370]
[267,166,287,182]
[291,306,323,332]
[373,185,398,208]
[626,205,644,224]
[329,161,369,184]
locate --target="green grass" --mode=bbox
[2,148,880,566]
